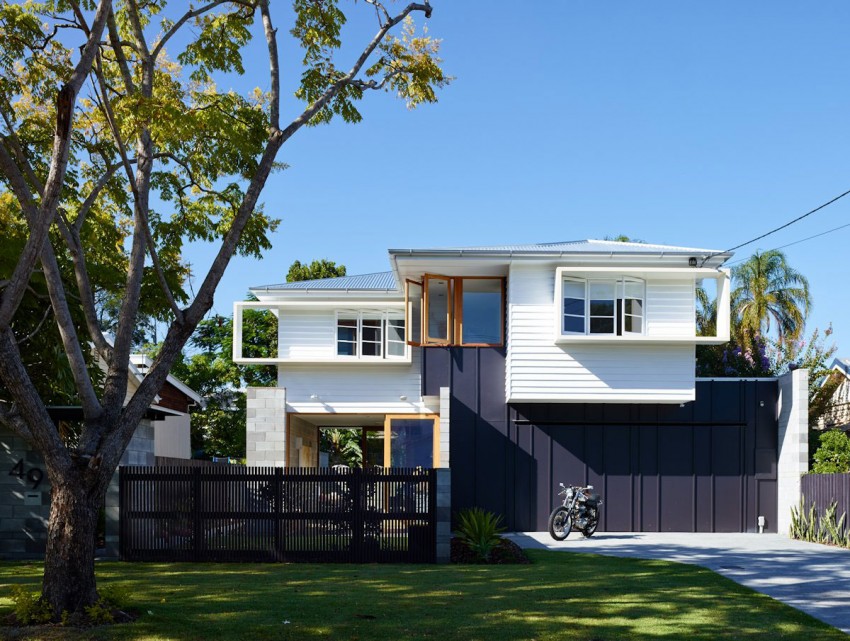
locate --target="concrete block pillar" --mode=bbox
[777,369,809,536]
[435,468,451,563]
[246,387,287,467]
[439,386,450,468]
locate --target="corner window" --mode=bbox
[561,277,645,336]
[406,276,505,346]
[335,311,407,359]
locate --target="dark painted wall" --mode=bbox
[422,347,779,533]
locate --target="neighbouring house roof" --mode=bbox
[251,271,398,293]
[830,358,850,379]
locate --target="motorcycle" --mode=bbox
[548,483,602,540]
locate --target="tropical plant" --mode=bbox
[732,250,811,349]
[454,507,506,562]
[321,429,363,468]
[0,0,447,618]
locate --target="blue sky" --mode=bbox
[185,1,850,355]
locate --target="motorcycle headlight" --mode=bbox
[566,488,574,499]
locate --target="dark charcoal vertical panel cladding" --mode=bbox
[449,393,477,522]
[757,480,777,532]
[693,426,714,532]
[712,425,744,532]
[657,426,694,531]
[638,425,659,532]
[602,426,633,531]
[422,347,451,397]
[475,417,508,518]
[513,424,535,531]
[501,379,777,533]
[532,425,552,530]
[479,348,507,421]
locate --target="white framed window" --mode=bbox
[559,276,645,337]
[335,311,407,360]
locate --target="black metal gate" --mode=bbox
[119,466,436,563]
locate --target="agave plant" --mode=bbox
[454,508,506,562]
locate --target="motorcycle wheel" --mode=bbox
[548,506,573,541]
[581,506,599,538]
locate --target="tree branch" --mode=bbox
[53,213,113,361]
[259,0,280,131]
[151,0,231,62]
[0,0,111,329]
[106,6,136,93]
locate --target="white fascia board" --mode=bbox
[238,299,404,309]
[164,375,202,404]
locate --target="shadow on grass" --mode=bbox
[0,552,845,641]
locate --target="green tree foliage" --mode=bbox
[287,259,347,283]
[732,250,811,350]
[178,256,346,458]
[320,428,363,467]
[0,0,446,617]
[812,430,850,473]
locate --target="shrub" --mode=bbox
[454,508,506,562]
[98,583,131,610]
[10,586,53,625]
[812,430,850,473]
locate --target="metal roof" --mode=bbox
[388,239,729,257]
[252,271,399,292]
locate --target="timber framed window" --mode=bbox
[405,276,505,346]
[560,277,645,337]
[335,311,407,359]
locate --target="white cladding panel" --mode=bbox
[278,348,423,407]
[507,263,696,402]
[278,309,335,359]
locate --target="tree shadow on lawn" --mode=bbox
[0,553,845,641]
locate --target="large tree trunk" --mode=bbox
[41,476,103,617]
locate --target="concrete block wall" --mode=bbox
[0,427,51,558]
[1,419,155,560]
[105,419,155,557]
[777,369,809,536]
[435,468,451,563]
[438,387,450,469]
[246,387,287,467]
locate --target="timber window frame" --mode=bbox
[405,275,505,347]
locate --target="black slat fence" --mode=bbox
[120,466,436,563]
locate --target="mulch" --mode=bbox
[450,537,531,564]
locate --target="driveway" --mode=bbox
[506,532,850,635]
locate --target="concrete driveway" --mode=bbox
[507,532,850,635]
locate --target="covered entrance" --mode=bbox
[288,413,440,469]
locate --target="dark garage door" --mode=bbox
[424,348,780,534]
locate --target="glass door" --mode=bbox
[383,415,439,468]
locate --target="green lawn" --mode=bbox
[0,550,844,640]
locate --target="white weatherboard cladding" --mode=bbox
[279,309,335,359]
[645,279,695,337]
[278,348,423,411]
[507,263,696,403]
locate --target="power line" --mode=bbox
[726,221,850,266]
[701,187,850,265]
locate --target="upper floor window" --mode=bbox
[561,277,644,336]
[336,311,407,359]
[406,275,505,347]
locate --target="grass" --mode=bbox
[0,550,845,640]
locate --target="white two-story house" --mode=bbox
[234,240,808,534]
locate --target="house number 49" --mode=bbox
[9,459,44,489]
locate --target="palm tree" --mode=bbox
[732,250,811,348]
